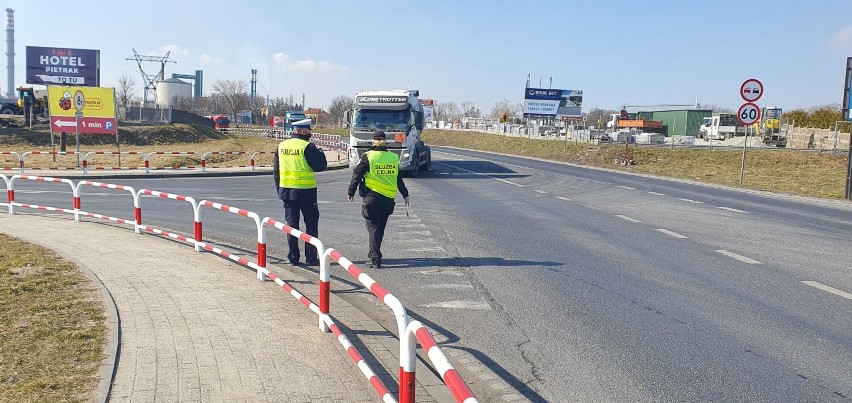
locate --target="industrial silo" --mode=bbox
[156,78,192,107]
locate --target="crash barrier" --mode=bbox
[7,175,79,220]
[4,176,478,403]
[82,151,147,174]
[2,147,347,174]
[0,151,22,172]
[0,174,9,212]
[76,181,140,234]
[136,189,202,252]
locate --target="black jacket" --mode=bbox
[347,147,409,200]
[273,136,328,201]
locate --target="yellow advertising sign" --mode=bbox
[48,85,116,118]
[48,85,118,134]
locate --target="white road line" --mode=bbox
[398,231,432,236]
[715,250,763,264]
[676,198,704,204]
[419,268,464,276]
[618,186,636,190]
[423,283,474,290]
[801,281,852,300]
[647,191,666,196]
[616,215,642,223]
[404,247,445,252]
[422,300,492,310]
[555,196,572,201]
[717,206,748,213]
[434,161,524,187]
[397,238,435,243]
[534,190,548,194]
[656,229,688,239]
[400,223,426,228]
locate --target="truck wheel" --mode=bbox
[420,151,432,172]
[0,108,14,115]
[409,157,420,177]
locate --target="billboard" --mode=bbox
[48,86,117,134]
[844,57,852,121]
[421,99,434,122]
[26,46,100,87]
[523,88,583,117]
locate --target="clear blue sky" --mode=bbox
[7,0,852,113]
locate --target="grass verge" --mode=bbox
[0,233,106,402]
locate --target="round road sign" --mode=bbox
[740,78,763,102]
[73,90,85,112]
[737,102,761,126]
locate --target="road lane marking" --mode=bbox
[555,196,572,201]
[534,190,548,194]
[616,215,642,223]
[434,161,525,187]
[419,269,465,276]
[656,229,688,239]
[400,223,426,228]
[422,300,492,310]
[647,191,666,196]
[618,186,636,190]
[715,250,762,264]
[397,238,435,243]
[801,281,852,300]
[676,198,704,204]
[717,206,748,213]
[404,247,445,252]
[398,231,432,236]
[423,284,475,290]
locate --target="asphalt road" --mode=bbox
[6,147,852,402]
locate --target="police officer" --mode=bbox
[347,131,409,269]
[273,118,327,266]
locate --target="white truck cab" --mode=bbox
[345,90,431,176]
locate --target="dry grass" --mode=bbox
[423,129,849,199]
[0,234,106,402]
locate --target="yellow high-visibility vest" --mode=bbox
[278,138,317,189]
[364,150,399,198]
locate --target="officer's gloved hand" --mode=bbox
[404,197,410,207]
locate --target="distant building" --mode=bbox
[305,108,324,122]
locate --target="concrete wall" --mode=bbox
[786,127,850,150]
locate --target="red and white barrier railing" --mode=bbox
[76,181,140,233]
[1,151,23,174]
[0,173,10,212]
[200,151,251,172]
[144,151,198,174]
[5,178,479,403]
[402,321,478,403]
[8,175,79,221]
[137,189,201,251]
[197,200,267,278]
[82,151,146,174]
[249,151,275,170]
[261,217,329,331]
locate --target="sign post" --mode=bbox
[74,90,84,167]
[738,79,763,184]
[843,57,852,200]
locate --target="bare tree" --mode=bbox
[460,100,481,118]
[327,94,353,127]
[490,99,516,119]
[584,108,618,129]
[115,72,135,118]
[211,79,249,121]
[434,101,460,123]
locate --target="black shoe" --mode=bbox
[288,259,300,265]
[305,259,320,267]
[367,261,381,269]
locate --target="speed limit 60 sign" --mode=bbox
[737,102,761,126]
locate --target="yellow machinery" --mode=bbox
[755,107,785,147]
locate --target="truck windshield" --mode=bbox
[353,109,410,132]
[764,109,781,119]
[702,117,712,126]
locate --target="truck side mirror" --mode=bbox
[343,110,351,128]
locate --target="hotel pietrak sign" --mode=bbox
[47,86,117,134]
[26,46,101,87]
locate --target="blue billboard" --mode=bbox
[845,57,852,121]
[523,88,583,117]
[26,46,101,87]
